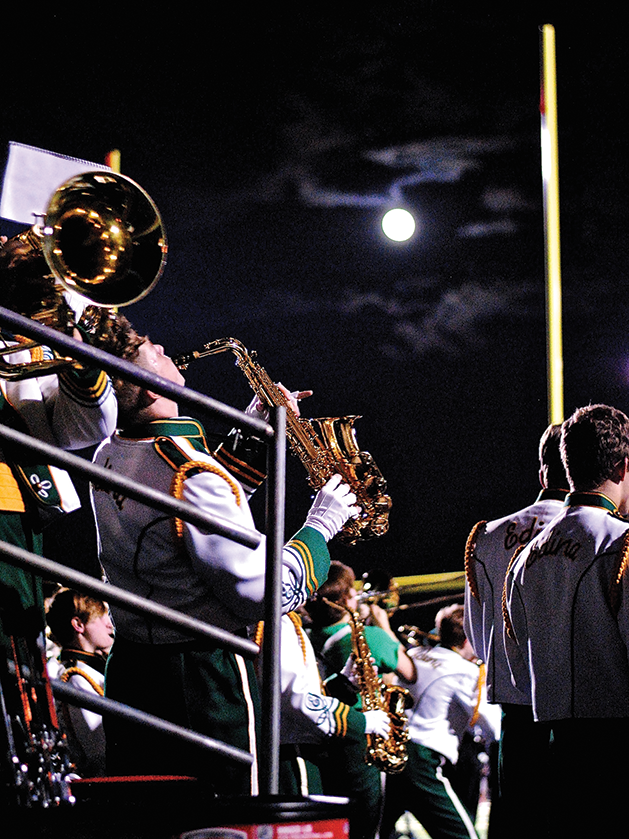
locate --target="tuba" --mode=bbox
[173,337,392,544]
[344,605,411,773]
[0,170,167,380]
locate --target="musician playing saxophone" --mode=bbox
[91,317,360,795]
[379,605,500,839]
[306,561,415,839]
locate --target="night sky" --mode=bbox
[2,7,628,594]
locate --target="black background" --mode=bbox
[2,6,628,603]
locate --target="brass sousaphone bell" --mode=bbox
[0,170,167,379]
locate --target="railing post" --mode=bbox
[259,405,286,796]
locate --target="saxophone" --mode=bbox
[173,337,392,544]
[345,606,411,773]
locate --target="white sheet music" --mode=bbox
[0,142,110,224]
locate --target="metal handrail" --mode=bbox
[51,680,254,766]
[0,424,260,548]
[0,306,272,437]
[0,307,286,793]
[0,541,259,656]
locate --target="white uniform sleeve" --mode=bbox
[181,468,329,620]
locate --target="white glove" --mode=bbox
[340,657,359,687]
[244,395,269,422]
[363,710,391,739]
[303,474,360,541]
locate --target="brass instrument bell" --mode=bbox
[0,170,167,378]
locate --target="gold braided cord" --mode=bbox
[252,621,264,649]
[470,662,486,726]
[501,545,524,640]
[59,666,105,696]
[464,521,486,602]
[170,460,242,539]
[14,335,44,362]
[610,529,629,614]
[254,613,308,664]
[287,611,308,664]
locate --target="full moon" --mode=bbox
[381,208,416,242]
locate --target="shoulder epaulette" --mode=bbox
[154,436,242,539]
[464,520,486,602]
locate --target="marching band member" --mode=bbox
[91,318,359,794]
[306,561,415,839]
[254,610,390,796]
[504,404,629,838]
[463,423,567,836]
[46,588,114,777]
[380,604,499,839]
[0,234,118,805]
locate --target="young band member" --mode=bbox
[306,561,415,839]
[46,589,114,777]
[91,318,359,794]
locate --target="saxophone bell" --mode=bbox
[173,337,392,544]
[345,606,411,774]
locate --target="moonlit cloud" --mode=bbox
[260,275,534,360]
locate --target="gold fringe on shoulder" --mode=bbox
[170,460,242,539]
[610,528,629,615]
[501,545,524,640]
[464,521,486,602]
[60,666,104,696]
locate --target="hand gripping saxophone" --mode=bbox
[344,605,411,773]
[173,337,392,545]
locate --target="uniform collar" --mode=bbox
[59,649,107,675]
[565,491,617,513]
[118,417,208,444]
[536,487,568,503]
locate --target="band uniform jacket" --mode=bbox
[263,614,368,747]
[405,643,499,765]
[91,418,331,643]
[0,338,117,519]
[504,493,629,722]
[464,489,566,705]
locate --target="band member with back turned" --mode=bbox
[463,423,567,837]
[504,404,629,838]
[379,604,499,839]
[91,316,360,795]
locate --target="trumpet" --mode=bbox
[357,569,400,612]
[0,170,166,380]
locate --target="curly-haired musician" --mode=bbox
[90,319,359,794]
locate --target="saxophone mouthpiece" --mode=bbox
[173,350,200,371]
